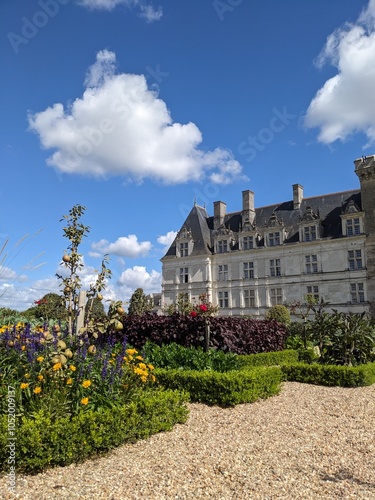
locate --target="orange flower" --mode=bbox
[33,387,42,394]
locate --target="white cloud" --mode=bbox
[305,0,375,146]
[91,235,152,258]
[117,265,161,292]
[77,0,162,23]
[157,230,177,251]
[28,50,244,185]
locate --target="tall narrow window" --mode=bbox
[350,283,365,303]
[179,242,189,257]
[218,291,229,308]
[348,250,363,270]
[244,289,255,308]
[270,259,281,277]
[305,255,318,274]
[270,288,282,305]
[218,264,228,281]
[179,267,188,284]
[243,261,254,279]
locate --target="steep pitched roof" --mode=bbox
[161,190,362,259]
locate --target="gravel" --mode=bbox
[1,382,375,499]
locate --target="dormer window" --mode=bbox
[346,218,361,236]
[299,206,320,242]
[176,226,193,258]
[217,239,228,253]
[268,231,281,247]
[263,212,285,247]
[242,235,254,250]
[340,199,364,237]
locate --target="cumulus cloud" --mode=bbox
[157,231,177,251]
[117,265,161,291]
[78,0,163,22]
[91,235,152,258]
[28,50,244,185]
[305,0,375,146]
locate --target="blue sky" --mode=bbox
[1,0,374,311]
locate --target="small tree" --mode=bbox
[265,304,291,326]
[33,293,67,322]
[128,288,152,316]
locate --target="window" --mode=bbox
[305,255,318,274]
[268,232,280,247]
[179,267,188,284]
[244,289,255,308]
[306,285,319,301]
[350,283,365,303]
[270,288,282,305]
[243,236,254,250]
[218,291,229,308]
[270,259,281,277]
[179,242,189,257]
[348,250,363,270]
[217,240,228,253]
[346,218,361,236]
[218,264,229,281]
[304,225,317,242]
[243,261,254,279]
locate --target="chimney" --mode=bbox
[242,190,255,224]
[293,184,303,210]
[213,201,226,229]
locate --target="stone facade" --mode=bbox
[161,156,375,316]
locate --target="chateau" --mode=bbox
[161,156,375,317]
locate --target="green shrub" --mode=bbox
[142,341,240,372]
[0,389,189,473]
[154,366,282,406]
[237,349,299,368]
[265,305,291,326]
[281,361,375,387]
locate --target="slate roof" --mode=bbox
[161,190,362,259]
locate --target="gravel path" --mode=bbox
[1,382,375,499]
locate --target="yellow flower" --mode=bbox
[69,365,76,371]
[81,397,89,405]
[82,380,91,388]
[150,374,156,382]
[147,364,155,371]
[21,345,26,351]
[138,362,147,370]
[37,356,44,362]
[38,374,44,381]
[126,348,137,356]
[24,373,31,379]
[141,376,147,383]
[53,362,62,371]
[20,383,29,390]
[136,355,143,361]
[66,378,73,385]
[33,387,42,394]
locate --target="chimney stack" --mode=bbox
[293,184,304,210]
[213,201,226,229]
[242,190,255,224]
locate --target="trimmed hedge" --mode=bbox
[237,349,299,368]
[102,313,288,355]
[281,361,375,387]
[0,389,189,473]
[154,366,283,406]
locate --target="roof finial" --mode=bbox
[194,196,197,206]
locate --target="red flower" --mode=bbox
[190,311,197,317]
[199,304,208,312]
